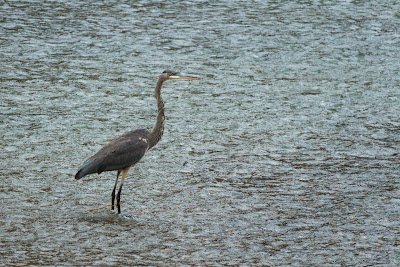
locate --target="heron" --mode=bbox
[75,69,201,213]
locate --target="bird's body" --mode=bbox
[75,129,150,180]
[75,70,200,213]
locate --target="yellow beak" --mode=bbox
[170,73,201,80]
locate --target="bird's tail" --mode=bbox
[75,168,86,180]
[75,159,97,180]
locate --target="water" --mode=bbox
[1,0,399,266]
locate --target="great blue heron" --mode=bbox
[75,70,201,213]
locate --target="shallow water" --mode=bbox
[1,0,399,266]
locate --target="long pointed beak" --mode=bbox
[170,73,201,80]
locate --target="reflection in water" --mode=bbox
[1,0,399,266]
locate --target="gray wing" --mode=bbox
[75,129,150,179]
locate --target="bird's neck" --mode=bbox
[148,78,165,149]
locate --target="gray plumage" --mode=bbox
[74,70,200,214]
[75,129,149,180]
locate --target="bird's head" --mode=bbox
[161,69,201,81]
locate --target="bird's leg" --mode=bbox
[112,170,121,210]
[117,168,130,214]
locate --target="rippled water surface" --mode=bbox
[1,0,399,266]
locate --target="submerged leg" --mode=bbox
[117,168,130,214]
[111,170,121,210]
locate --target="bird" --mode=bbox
[75,69,201,213]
